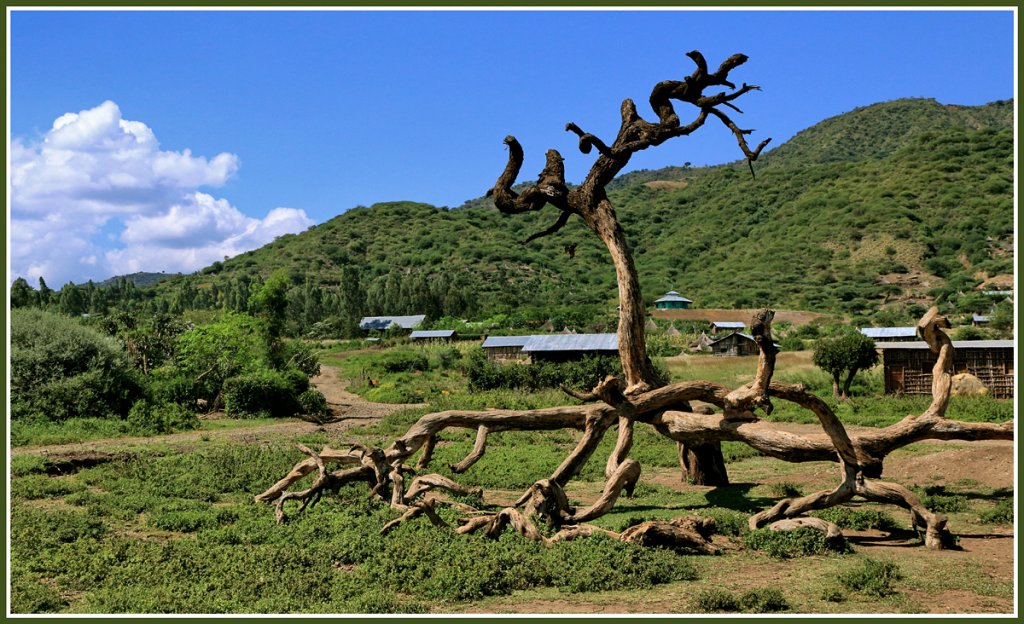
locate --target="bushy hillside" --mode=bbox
[134,98,1014,326]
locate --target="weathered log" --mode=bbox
[621,516,720,555]
[768,517,843,540]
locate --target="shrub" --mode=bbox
[11,308,143,422]
[146,367,197,408]
[914,485,968,513]
[464,350,623,392]
[298,389,329,419]
[374,350,430,374]
[223,369,302,418]
[978,498,1013,524]
[176,313,267,404]
[694,589,740,612]
[435,347,462,370]
[767,482,803,498]
[820,587,848,602]
[838,558,903,597]
[811,507,899,531]
[281,340,322,377]
[127,400,200,435]
[10,576,67,613]
[744,527,850,558]
[738,587,789,612]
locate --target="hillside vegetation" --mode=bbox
[31,98,1015,330]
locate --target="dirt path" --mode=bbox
[10,365,424,458]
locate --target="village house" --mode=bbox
[409,329,457,342]
[482,334,619,364]
[359,315,426,332]
[521,333,619,363]
[708,332,754,356]
[481,335,532,363]
[706,332,779,357]
[859,326,918,342]
[654,291,692,310]
[876,340,1014,398]
[709,321,745,334]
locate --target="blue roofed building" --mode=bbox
[521,333,619,363]
[654,291,692,310]
[359,315,426,332]
[410,329,456,341]
[482,333,619,363]
[859,327,918,342]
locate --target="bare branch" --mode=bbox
[565,122,614,157]
[521,210,572,245]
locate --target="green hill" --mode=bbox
[142,98,1012,328]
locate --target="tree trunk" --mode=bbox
[678,442,729,486]
[842,368,859,398]
[591,199,657,394]
[831,373,843,400]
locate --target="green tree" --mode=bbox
[812,330,881,399]
[249,272,289,364]
[10,278,37,308]
[175,313,266,406]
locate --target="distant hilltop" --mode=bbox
[96,271,180,289]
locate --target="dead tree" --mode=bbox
[257,52,1012,551]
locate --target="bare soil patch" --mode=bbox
[652,308,834,326]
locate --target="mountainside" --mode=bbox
[97,272,179,289]
[148,98,1014,325]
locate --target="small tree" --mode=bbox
[812,331,880,399]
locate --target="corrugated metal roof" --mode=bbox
[410,330,455,339]
[654,291,692,303]
[859,327,918,339]
[711,321,746,329]
[972,314,991,322]
[521,333,618,352]
[707,332,780,348]
[359,315,426,330]
[482,335,533,348]
[876,340,1015,350]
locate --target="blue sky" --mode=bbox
[8,8,1016,286]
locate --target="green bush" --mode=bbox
[146,366,197,408]
[176,313,267,404]
[744,527,851,558]
[464,350,623,392]
[298,389,329,419]
[374,349,430,374]
[694,589,740,612]
[978,498,1013,524]
[223,369,302,419]
[838,558,903,597]
[280,340,322,377]
[738,587,789,612]
[127,400,200,435]
[914,485,969,513]
[11,308,143,422]
[811,507,899,531]
[10,576,67,613]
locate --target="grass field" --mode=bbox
[8,344,1015,614]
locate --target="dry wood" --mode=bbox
[255,51,1012,554]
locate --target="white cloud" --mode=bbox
[107,193,313,274]
[9,101,313,285]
